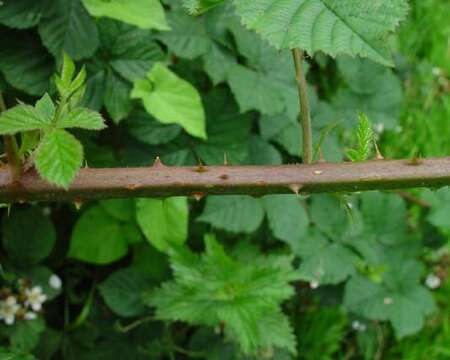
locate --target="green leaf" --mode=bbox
[183,0,224,14]
[233,0,409,66]
[136,197,188,253]
[345,113,374,162]
[99,199,136,222]
[69,206,131,264]
[2,207,56,266]
[227,64,285,115]
[193,88,251,165]
[0,103,50,135]
[0,32,55,96]
[108,29,166,82]
[57,107,106,130]
[262,195,309,249]
[35,94,56,121]
[8,319,45,353]
[126,109,181,146]
[103,70,133,123]
[295,229,359,285]
[0,348,36,360]
[198,196,264,234]
[0,0,50,29]
[422,188,450,231]
[34,129,83,188]
[82,0,169,30]
[260,114,301,157]
[147,234,297,355]
[38,0,100,60]
[360,192,407,245]
[157,10,212,59]
[344,261,435,338]
[333,57,403,129]
[247,135,282,165]
[99,268,152,317]
[131,244,170,282]
[131,63,207,139]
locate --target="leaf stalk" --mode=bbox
[292,49,313,164]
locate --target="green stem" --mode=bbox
[292,49,313,164]
[116,315,155,333]
[0,92,21,181]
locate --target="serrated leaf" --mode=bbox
[108,32,165,82]
[227,63,285,115]
[147,234,297,355]
[126,109,181,146]
[82,0,169,30]
[34,129,83,188]
[9,319,45,353]
[344,261,435,338]
[103,70,133,123]
[0,32,55,96]
[198,196,264,233]
[38,0,99,60]
[263,195,309,248]
[2,207,56,266]
[194,89,251,164]
[57,107,106,130]
[0,0,50,29]
[131,63,207,139]
[247,135,282,165]
[345,113,374,162]
[0,103,50,135]
[35,94,56,121]
[69,206,131,264]
[360,192,407,245]
[295,229,359,285]
[136,197,188,253]
[0,347,36,360]
[99,268,152,317]
[182,0,224,14]
[334,57,403,129]
[260,114,301,156]
[233,0,408,66]
[157,10,212,59]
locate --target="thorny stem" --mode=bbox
[1,157,450,202]
[292,49,313,164]
[0,92,21,181]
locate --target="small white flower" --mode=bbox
[352,320,361,330]
[24,312,37,321]
[374,122,384,134]
[352,320,367,332]
[0,296,20,325]
[310,280,320,289]
[383,297,393,305]
[425,274,441,290]
[432,67,442,77]
[25,286,47,312]
[49,274,62,290]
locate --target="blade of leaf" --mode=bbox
[34,129,83,188]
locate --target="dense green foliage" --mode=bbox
[0,0,449,358]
